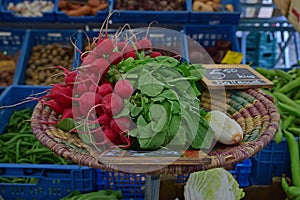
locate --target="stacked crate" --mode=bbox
[246,31,277,69]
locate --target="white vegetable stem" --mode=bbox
[205,110,243,145]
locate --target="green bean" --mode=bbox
[288,186,300,197]
[275,69,293,82]
[278,102,300,118]
[274,119,283,144]
[287,127,300,135]
[285,130,300,187]
[282,177,290,196]
[282,115,296,130]
[278,77,300,93]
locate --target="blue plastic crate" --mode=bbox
[188,0,241,25]
[0,85,50,133]
[0,86,97,200]
[250,139,294,185]
[176,158,252,187]
[183,24,240,63]
[246,31,277,69]
[0,164,96,200]
[55,0,109,23]
[95,169,146,200]
[0,0,56,22]
[14,29,81,85]
[0,29,27,90]
[110,0,189,24]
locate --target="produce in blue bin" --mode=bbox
[58,0,108,16]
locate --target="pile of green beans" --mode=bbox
[256,67,300,143]
[0,108,72,164]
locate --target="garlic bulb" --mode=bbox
[205,110,243,145]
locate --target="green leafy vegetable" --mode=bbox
[56,118,76,132]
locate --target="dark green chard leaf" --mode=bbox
[164,114,181,145]
[129,105,144,118]
[157,89,178,101]
[138,131,166,150]
[154,56,179,68]
[138,70,164,97]
[56,118,76,132]
[149,104,168,132]
[113,106,130,118]
[168,126,188,147]
[191,116,215,150]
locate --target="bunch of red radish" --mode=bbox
[40,29,165,150]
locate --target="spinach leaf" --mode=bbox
[149,104,168,132]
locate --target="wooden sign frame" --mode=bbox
[200,64,274,89]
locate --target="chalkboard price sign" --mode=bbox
[201,64,273,89]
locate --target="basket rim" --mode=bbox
[31,88,280,175]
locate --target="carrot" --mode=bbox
[58,0,68,9]
[67,5,92,16]
[91,2,108,15]
[88,0,100,7]
[67,2,83,10]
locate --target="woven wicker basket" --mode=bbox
[31,88,279,175]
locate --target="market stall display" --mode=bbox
[0,0,298,199]
[0,0,56,22]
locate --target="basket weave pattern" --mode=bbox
[31,88,280,174]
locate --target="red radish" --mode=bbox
[114,79,134,99]
[150,51,162,58]
[101,93,123,115]
[97,112,112,125]
[95,38,114,56]
[109,52,123,65]
[55,66,77,85]
[89,83,98,93]
[119,134,132,149]
[116,41,126,51]
[75,92,103,116]
[54,91,102,116]
[110,116,133,134]
[82,53,97,65]
[90,58,110,75]
[47,89,72,108]
[43,99,64,114]
[61,106,73,120]
[74,82,89,95]
[47,83,71,97]
[139,38,152,50]
[133,42,142,51]
[104,127,118,142]
[97,82,113,96]
[124,51,137,60]
[123,45,134,53]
